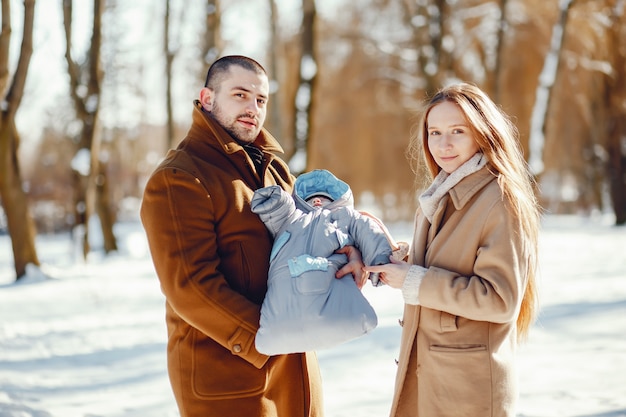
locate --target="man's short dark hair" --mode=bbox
[204,55,267,92]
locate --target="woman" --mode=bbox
[365,83,541,417]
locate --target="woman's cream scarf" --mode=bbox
[418,153,487,223]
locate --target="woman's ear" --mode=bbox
[199,87,213,112]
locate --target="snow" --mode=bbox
[1,215,625,417]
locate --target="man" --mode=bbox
[140,55,364,417]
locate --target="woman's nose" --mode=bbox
[438,134,452,149]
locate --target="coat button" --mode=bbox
[233,344,242,353]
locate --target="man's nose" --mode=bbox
[245,99,260,114]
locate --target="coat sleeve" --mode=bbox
[141,167,269,368]
[417,198,527,324]
[339,209,394,267]
[250,185,296,238]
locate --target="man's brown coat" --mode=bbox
[141,102,323,417]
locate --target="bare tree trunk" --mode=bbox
[164,0,175,148]
[265,0,288,155]
[607,118,626,224]
[63,0,116,258]
[0,121,39,279]
[528,0,574,175]
[96,161,117,251]
[606,0,626,225]
[296,0,317,173]
[0,0,39,280]
[200,0,221,73]
[400,0,448,96]
[0,0,9,95]
[489,0,508,102]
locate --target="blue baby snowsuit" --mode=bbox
[251,169,393,355]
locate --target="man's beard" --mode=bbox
[210,100,260,144]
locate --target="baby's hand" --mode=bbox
[392,242,410,262]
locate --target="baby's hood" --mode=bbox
[294,169,354,212]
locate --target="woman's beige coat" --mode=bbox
[141,102,323,417]
[391,167,529,417]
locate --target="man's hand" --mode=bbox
[335,245,368,289]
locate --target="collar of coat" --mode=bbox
[189,99,285,156]
[448,164,496,209]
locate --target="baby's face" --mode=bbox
[306,195,333,208]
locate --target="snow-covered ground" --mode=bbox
[0,215,625,417]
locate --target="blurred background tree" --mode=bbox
[0,0,39,279]
[0,0,624,280]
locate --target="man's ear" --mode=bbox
[199,87,213,112]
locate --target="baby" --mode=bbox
[251,169,406,355]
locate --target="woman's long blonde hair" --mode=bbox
[408,82,541,341]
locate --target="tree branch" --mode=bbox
[5,0,36,121]
[63,0,86,118]
[0,0,12,97]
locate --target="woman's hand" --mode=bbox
[364,256,411,289]
[335,245,368,289]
